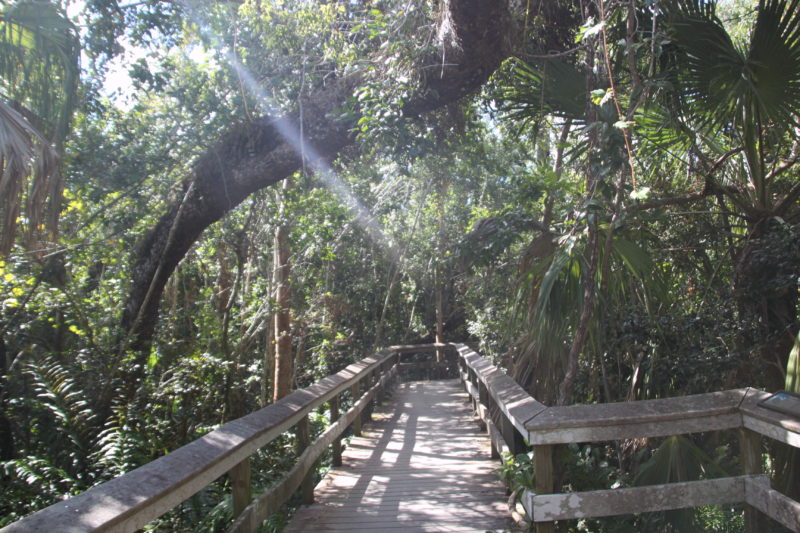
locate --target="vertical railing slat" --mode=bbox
[533,444,555,533]
[297,415,314,505]
[351,380,362,436]
[230,457,252,520]
[330,394,342,467]
[740,428,764,533]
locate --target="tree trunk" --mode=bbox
[733,220,799,391]
[117,0,516,385]
[273,180,293,402]
[0,335,14,460]
[557,13,599,406]
[374,180,431,349]
[435,267,444,361]
[434,177,449,363]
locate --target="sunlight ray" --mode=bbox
[180,0,400,264]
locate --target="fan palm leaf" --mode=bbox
[495,57,588,128]
[0,101,56,253]
[664,0,800,208]
[666,0,800,130]
[0,0,79,254]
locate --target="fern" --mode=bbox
[25,356,97,466]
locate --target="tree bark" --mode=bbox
[273,179,293,402]
[557,11,598,406]
[119,0,516,371]
[0,335,14,460]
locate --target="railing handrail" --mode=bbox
[451,343,800,533]
[5,341,798,532]
[453,341,800,448]
[0,345,425,533]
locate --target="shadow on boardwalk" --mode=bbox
[284,379,513,533]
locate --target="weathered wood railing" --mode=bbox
[451,343,800,533]
[5,342,799,532]
[1,346,412,533]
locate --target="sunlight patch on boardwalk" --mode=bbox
[285,379,512,533]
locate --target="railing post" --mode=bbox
[469,369,479,413]
[352,380,362,436]
[533,444,555,533]
[501,414,527,456]
[230,457,252,519]
[476,380,489,432]
[330,394,342,467]
[478,379,489,408]
[366,370,375,422]
[377,362,387,403]
[490,438,500,459]
[361,371,371,423]
[739,428,764,533]
[297,415,314,504]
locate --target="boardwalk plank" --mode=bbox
[284,379,512,532]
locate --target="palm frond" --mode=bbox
[0,101,57,253]
[746,0,800,129]
[665,0,800,133]
[0,0,79,252]
[495,57,587,128]
[664,0,746,127]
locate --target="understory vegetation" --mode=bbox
[0,0,798,531]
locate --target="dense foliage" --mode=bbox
[0,0,798,531]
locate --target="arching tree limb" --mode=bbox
[120,0,516,362]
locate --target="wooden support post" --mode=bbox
[297,415,314,505]
[230,457,252,519]
[377,364,387,403]
[352,381,362,436]
[470,370,479,413]
[478,380,489,409]
[364,372,373,422]
[502,414,527,456]
[490,433,500,460]
[739,428,764,533]
[330,395,342,467]
[534,444,555,533]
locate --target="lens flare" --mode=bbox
[180,1,400,263]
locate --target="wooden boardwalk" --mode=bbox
[284,379,512,533]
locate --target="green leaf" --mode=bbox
[629,186,651,200]
[576,20,605,43]
[787,330,800,393]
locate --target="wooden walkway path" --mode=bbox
[285,379,512,533]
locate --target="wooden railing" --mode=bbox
[453,343,800,533]
[4,342,799,532]
[1,345,411,533]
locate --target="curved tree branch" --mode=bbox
[120,0,517,361]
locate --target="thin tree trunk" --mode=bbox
[273,179,293,402]
[434,178,449,362]
[222,254,244,420]
[292,323,308,389]
[558,224,600,405]
[374,179,431,349]
[557,15,599,406]
[0,335,14,460]
[260,302,274,408]
[434,267,445,362]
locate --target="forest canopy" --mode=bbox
[0,0,798,530]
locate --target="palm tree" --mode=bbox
[657,0,800,390]
[0,0,80,255]
[651,0,800,502]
